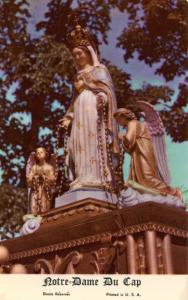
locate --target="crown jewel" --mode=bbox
[66,15,96,51]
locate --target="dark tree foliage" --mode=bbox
[0,184,27,240]
[36,0,112,44]
[115,0,187,81]
[114,0,188,140]
[161,78,188,142]
[0,0,187,238]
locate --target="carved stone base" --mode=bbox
[41,198,117,225]
[1,202,188,274]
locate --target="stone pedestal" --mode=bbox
[42,198,117,225]
[55,188,118,207]
[1,201,188,274]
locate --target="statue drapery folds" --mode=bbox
[59,23,121,192]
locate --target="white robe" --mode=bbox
[68,89,112,190]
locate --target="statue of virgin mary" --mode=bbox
[59,23,121,194]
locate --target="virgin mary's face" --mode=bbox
[72,47,91,67]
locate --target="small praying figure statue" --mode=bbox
[26,147,56,215]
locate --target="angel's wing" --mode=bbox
[137,100,171,185]
[26,152,36,178]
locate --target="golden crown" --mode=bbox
[66,15,97,51]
